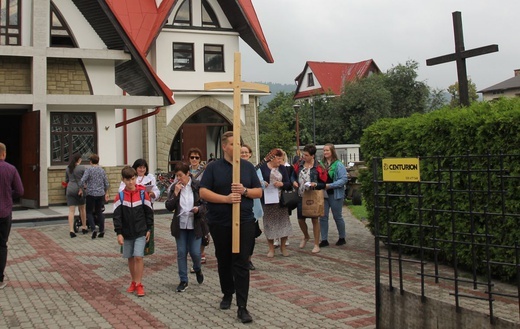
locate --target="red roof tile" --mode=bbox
[105,0,175,104]
[294,59,381,100]
[104,0,272,104]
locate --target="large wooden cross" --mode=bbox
[205,52,269,253]
[426,11,498,107]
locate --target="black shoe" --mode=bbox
[319,240,329,247]
[70,232,77,238]
[237,306,253,323]
[97,232,105,238]
[336,238,346,246]
[195,270,204,284]
[220,294,232,309]
[82,229,89,235]
[176,281,188,292]
[248,261,255,271]
[91,231,97,239]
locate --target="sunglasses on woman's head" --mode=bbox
[190,156,200,160]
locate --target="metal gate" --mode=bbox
[372,153,520,328]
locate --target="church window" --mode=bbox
[307,73,315,87]
[50,113,97,165]
[0,0,21,45]
[50,4,76,47]
[173,42,194,70]
[173,0,191,26]
[204,44,224,72]
[202,0,219,28]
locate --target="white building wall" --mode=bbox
[155,30,239,90]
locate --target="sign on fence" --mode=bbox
[382,158,420,182]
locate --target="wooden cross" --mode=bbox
[205,52,269,253]
[426,11,498,107]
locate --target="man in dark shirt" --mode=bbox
[0,142,24,289]
[200,131,262,323]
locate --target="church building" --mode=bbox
[0,0,273,207]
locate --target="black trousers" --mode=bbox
[0,214,12,282]
[86,195,105,232]
[209,220,255,308]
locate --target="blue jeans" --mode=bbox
[122,236,146,258]
[175,229,202,283]
[320,196,346,241]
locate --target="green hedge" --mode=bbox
[360,97,520,280]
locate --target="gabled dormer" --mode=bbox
[294,60,381,101]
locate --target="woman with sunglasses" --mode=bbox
[188,148,204,181]
[187,147,209,265]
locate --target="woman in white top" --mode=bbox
[118,159,160,202]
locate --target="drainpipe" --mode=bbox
[123,108,128,164]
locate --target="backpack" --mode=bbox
[119,189,145,205]
[118,189,154,256]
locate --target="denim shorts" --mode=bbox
[122,236,146,258]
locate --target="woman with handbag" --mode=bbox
[65,153,87,238]
[259,148,293,257]
[291,144,327,253]
[319,143,348,247]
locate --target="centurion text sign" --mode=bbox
[382,158,420,182]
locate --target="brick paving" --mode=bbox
[2,205,519,328]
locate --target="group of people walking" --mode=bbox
[65,153,110,238]
[21,134,347,325]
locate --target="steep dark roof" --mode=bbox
[479,74,520,93]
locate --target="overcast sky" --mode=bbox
[240,0,520,92]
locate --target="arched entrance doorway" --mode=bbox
[169,107,231,170]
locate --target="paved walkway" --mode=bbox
[3,204,519,328]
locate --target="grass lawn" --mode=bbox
[345,199,368,221]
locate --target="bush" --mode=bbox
[360,98,520,281]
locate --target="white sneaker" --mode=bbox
[0,281,6,289]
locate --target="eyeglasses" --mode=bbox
[190,156,200,160]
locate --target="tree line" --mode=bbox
[258,60,478,157]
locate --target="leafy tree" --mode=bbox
[384,60,430,118]
[334,74,392,143]
[258,91,296,157]
[447,79,479,107]
[427,87,449,112]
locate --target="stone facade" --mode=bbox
[155,95,260,171]
[47,58,90,95]
[0,57,31,94]
[47,166,124,205]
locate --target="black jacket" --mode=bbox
[165,179,208,239]
[113,186,154,239]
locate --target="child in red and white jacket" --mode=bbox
[113,166,154,297]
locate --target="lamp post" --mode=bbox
[293,103,300,157]
[311,99,316,144]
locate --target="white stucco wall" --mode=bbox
[155,30,239,90]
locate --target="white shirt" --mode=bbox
[178,178,195,230]
[118,173,160,202]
